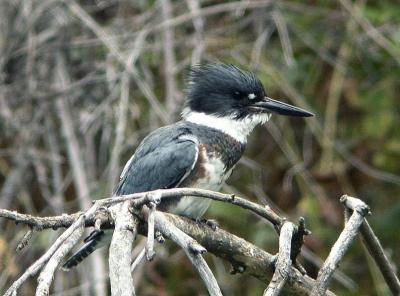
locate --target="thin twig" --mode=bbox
[16,228,35,252]
[131,248,146,273]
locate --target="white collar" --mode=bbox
[183,110,271,144]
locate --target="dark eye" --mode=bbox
[233,91,242,98]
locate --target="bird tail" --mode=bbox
[62,229,111,271]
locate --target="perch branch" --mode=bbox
[1,189,333,296]
[107,188,283,226]
[165,214,335,296]
[0,188,283,229]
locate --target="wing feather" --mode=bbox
[114,134,198,195]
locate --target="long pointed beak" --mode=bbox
[253,97,314,117]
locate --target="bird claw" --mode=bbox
[193,218,219,231]
[205,219,219,231]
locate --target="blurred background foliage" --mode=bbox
[0,0,399,295]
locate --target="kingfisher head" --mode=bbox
[182,64,314,143]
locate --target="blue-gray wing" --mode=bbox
[62,126,198,270]
[114,134,198,195]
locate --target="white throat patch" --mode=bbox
[183,110,271,143]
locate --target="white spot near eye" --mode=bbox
[248,93,256,100]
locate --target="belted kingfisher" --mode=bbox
[62,64,313,269]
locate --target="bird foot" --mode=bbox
[195,218,218,231]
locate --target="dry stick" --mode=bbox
[0,206,336,295]
[0,187,282,230]
[0,209,83,229]
[109,202,138,296]
[0,154,29,214]
[160,0,179,115]
[105,36,145,194]
[145,203,156,261]
[272,8,294,67]
[145,0,273,35]
[360,220,400,295]
[339,0,400,65]
[131,248,146,273]
[44,116,65,214]
[107,188,283,227]
[107,70,130,194]
[310,196,370,296]
[16,228,35,252]
[264,222,296,296]
[54,52,107,296]
[4,213,89,296]
[319,14,356,173]
[66,0,170,124]
[186,0,205,65]
[36,221,85,295]
[342,195,400,295]
[154,211,222,296]
[166,214,336,296]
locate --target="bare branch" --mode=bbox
[4,214,87,296]
[153,211,222,296]
[0,186,282,231]
[107,70,130,194]
[36,221,85,295]
[339,0,400,65]
[310,196,370,295]
[186,0,205,65]
[16,228,35,252]
[264,222,295,296]
[109,188,283,227]
[272,8,294,66]
[1,203,335,296]
[131,248,146,273]
[342,195,400,295]
[145,203,156,261]
[66,0,170,124]
[160,0,179,116]
[109,202,138,296]
[165,214,336,296]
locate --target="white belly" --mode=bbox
[173,155,232,219]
